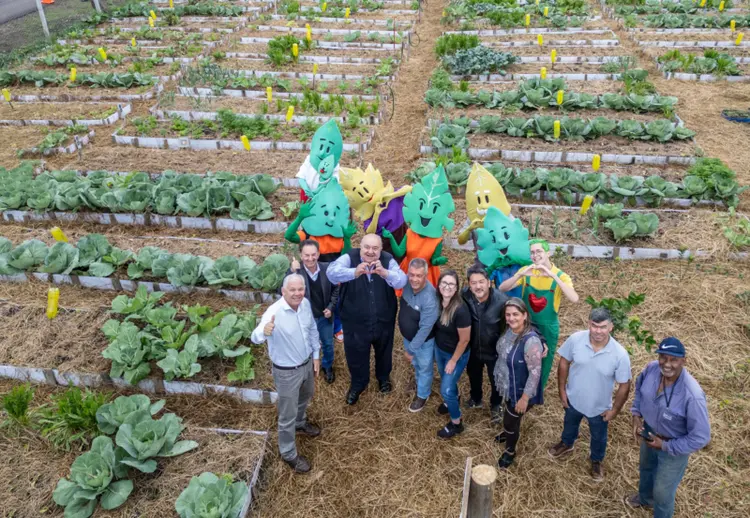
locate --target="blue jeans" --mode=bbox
[638,441,690,518]
[435,347,470,420]
[404,338,435,400]
[561,403,609,462]
[316,316,334,370]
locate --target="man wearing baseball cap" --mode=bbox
[625,337,711,518]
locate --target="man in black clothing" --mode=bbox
[287,240,340,384]
[462,265,509,423]
[327,234,408,405]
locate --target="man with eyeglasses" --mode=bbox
[328,233,407,405]
[499,238,579,389]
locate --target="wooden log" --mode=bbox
[468,464,497,518]
[459,457,473,518]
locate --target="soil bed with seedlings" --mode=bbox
[226,44,402,60]
[4,84,160,103]
[0,102,122,122]
[244,29,405,43]
[0,301,276,391]
[0,381,268,517]
[221,60,382,76]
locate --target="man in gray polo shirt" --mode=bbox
[548,307,632,481]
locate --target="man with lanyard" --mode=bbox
[327,233,407,405]
[499,238,579,388]
[251,274,321,474]
[287,239,340,384]
[625,337,711,518]
[398,258,439,413]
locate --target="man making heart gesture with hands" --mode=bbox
[499,239,579,389]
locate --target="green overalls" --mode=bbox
[522,275,561,389]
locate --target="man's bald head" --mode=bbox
[361,233,383,263]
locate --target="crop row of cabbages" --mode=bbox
[637,13,750,29]
[425,81,678,113]
[407,158,746,207]
[102,285,260,385]
[0,233,291,291]
[613,0,733,16]
[54,393,247,518]
[443,0,589,25]
[431,115,695,146]
[0,164,277,220]
[0,70,157,89]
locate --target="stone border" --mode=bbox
[655,62,750,81]
[448,239,749,260]
[0,363,278,405]
[253,24,410,37]
[111,127,375,154]
[0,209,289,234]
[0,103,131,127]
[420,144,697,165]
[0,272,281,304]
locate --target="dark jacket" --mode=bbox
[284,262,339,316]
[507,329,545,407]
[338,248,398,328]
[462,287,509,362]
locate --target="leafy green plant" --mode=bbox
[441,46,518,76]
[53,436,133,518]
[227,352,256,383]
[248,254,291,292]
[585,292,646,334]
[1,383,34,426]
[96,394,166,435]
[115,410,198,473]
[157,339,202,381]
[175,472,249,518]
[435,33,480,57]
[38,386,111,451]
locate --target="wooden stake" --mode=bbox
[459,457,473,518]
[34,0,51,39]
[467,464,497,518]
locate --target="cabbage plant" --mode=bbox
[175,472,248,518]
[96,394,166,434]
[52,436,133,518]
[115,411,199,473]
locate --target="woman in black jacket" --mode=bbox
[493,297,546,469]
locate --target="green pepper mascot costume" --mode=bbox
[383,164,454,288]
[284,179,356,262]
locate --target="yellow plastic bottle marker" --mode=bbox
[240,135,251,151]
[47,287,60,320]
[540,67,547,79]
[537,34,544,46]
[719,0,725,10]
[525,14,530,26]
[556,90,564,105]
[150,10,157,19]
[442,10,446,17]
[699,0,706,6]
[313,63,319,75]
[592,154,601,172]
[266,86,272,102]
[50,227,68,242]
[544,6,549,16]
[322,2,327,12]
[535,0,540,4]
[286,106,295,122]
[98,47,107,61]
[345,7,350,18]
[69,67,77,82]
[2,89,10,102]
[551,49,557,63]
[736,32,744,45]
[292,43,299,57]
[169,0,173,7]
[731,19,736,32]
[131,37,137,47]
[579,195,594,216]
[149,16,155,28]
[553,120,560,139]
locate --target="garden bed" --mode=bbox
[0,102,130,127]
[7,83,163,103]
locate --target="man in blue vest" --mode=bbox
[328,233,408,405]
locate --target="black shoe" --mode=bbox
[437,420,464,439]
[323,367,335,384]
[494,431,507,444]
[464,398,483,409]
[498,451,515,469]
[296,422,321,437]
[284,454,311,473]
[490,405,503,425]
[437,402,449,415]
[379,380,392,394]
[346,389,361,405]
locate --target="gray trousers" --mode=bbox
[272,361,315,461]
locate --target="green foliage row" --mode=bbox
[441,46,518,75]
[0,164,277,220]
[613,0,732,16]
[658,49,742,76]
[0,69,157,89]
[0,233,291,292]
[638,13,750,28]
[406,158,746,207]
[102,285,261,385]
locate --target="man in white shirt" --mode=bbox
[251,274,321,473]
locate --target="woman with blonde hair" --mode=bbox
[433,270,472,439]
[493,297,546,468]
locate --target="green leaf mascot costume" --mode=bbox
[383,164,454,288]
[284,179,355,263]
[295,120,344,202]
